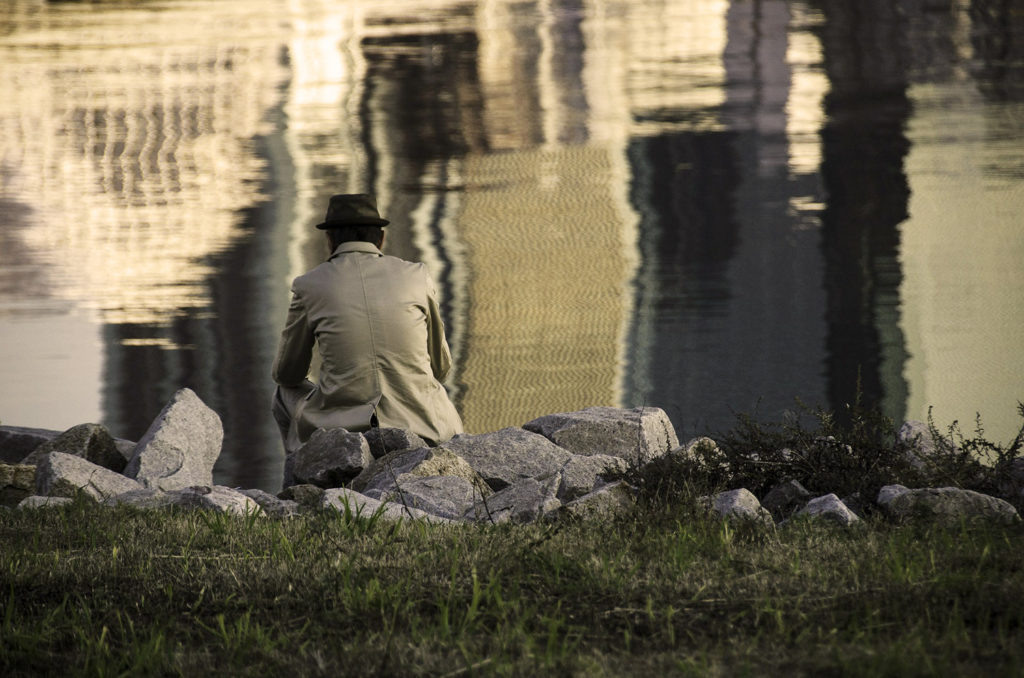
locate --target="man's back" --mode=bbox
[273,241,463,447]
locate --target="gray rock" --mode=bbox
[524,406,678,465]
[0,425,60,463]
[557,454,627,501]
[108,486,263,516]
[278,484,326,510]
[352,446,489,496]
[382,475,481,520]
[286,428,371,489]
[238,488,302,518]
[703,488,773,525]
[464,475,561,524]
[1,463,36,508]
[172,486,264,516]
[879,486,1021,526]
[793,493,861,527]
[898,420,949,470]
[104,488,178,510]
[761,479,812,520]
[439,428,572,491]
[17,496,73,510]
[23,423,128,473]
[364,428,427,459]
[124,388,223,491]
[322,487,450,523]
[876,484,911,507]
[554,480,636,520]
[36,452,143,501]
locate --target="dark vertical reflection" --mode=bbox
[102,93,293,492]
[970,0,1024,102]
[815,0,911,422]
[358,26,487,395]
[625,132,741,432]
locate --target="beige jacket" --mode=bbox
[272,241,463,447]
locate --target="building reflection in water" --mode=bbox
[1,0,1023,490]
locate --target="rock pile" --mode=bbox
[1,389,1021,529]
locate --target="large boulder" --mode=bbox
[463,475,561,524]
[877,485,1021,526]
[36,452,143,501]
[322,487,449,523]
[285,428,371,489]
[382,475,481,520]
[1,463,36,508]
[124,388,223,491]
[0,425,60,464]
[703,488,773,526]
[439,428,572,491]
[792,493,861,527]
[364,428,427,459]
[556,454,627,502]
[352,446,489,497]
[523,406,678,465]
[22,423,128,473]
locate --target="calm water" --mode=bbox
[1,0,1022,491]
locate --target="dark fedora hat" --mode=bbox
[315,194,390,229]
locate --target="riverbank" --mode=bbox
[3,400,1024,675]
[2,491,1023,677]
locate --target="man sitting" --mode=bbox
[272,193,464,454]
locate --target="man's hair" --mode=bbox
[326,225,384,249]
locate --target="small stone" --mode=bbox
[554,481,636,521]
[352,447,488,497]
[761,479,812,521]
[463,475,561,524]
[17,496,73,510]
[278,483,325,509]
[876,484,911,507]
[322,487,449,523]
[104,488,177,510]
[557,454,627,501]
[238,488,302,518]
[792,493,861,527]
[703,488,773,526]
[363,428,427,459]
[286,428,371,489]
[382,475,481,520]
[172,486,264,517]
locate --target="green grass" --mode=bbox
[4,402,1023,676]
[2,494,1022,677]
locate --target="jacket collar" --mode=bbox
[329,241,383,259]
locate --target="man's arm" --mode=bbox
[423,268,452,382]
[272,290,315,387]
